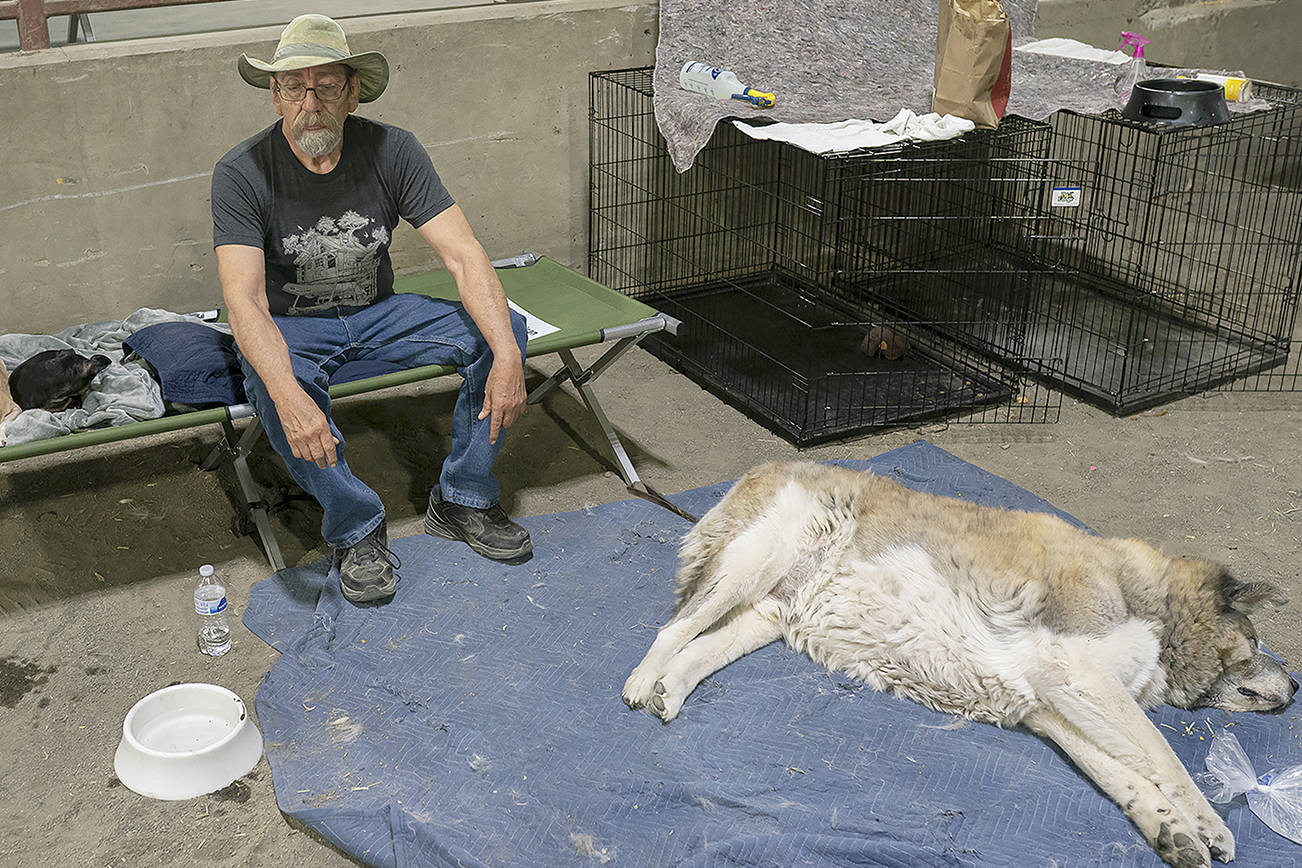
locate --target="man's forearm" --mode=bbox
[216,244,301,403]
[414,205,522,364]
[449,253,521,362]
[228,303,300,401]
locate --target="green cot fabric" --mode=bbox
[0,406,234,463]
[0,258,656,464]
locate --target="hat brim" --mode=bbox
[239,51,389,103]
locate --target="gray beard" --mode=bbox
[294,126,343,158]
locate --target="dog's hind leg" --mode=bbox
[1023,707,1216,868]
[643,603,783,722]
[623,499,807,710]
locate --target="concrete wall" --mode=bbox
[1035,0,1301,87]
[0,0,656,334]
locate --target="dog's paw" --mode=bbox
[1154,819,1212,868]
[1202,825,1233,863]
[1180,794,1232,862]
[648,680,687,722]
[622,663,661,709]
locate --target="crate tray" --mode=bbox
[641,273,1015,445]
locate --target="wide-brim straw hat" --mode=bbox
[238,14,389,103]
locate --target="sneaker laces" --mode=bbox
[351,531,403,574]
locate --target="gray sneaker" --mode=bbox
[338,523,400,603]
[424,490,533,560]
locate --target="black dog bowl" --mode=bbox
[1122,78,1229,127]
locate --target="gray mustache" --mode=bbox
[294,112,340,133]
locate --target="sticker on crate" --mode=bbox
[1051,186,1082,207]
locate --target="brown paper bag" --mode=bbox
[933,0,1013,128]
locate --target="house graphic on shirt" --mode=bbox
[281,211,390,312]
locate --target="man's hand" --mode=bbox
[274,385,340,467]
[416,207,529,447]
[479,357,527,444]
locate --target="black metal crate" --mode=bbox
[827,118,1076,376]
[589,67,1059,444]
[643,270,1031,445]
[1033,84,1302,412]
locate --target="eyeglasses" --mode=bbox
[274,79,349,103]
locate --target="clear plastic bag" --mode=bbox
[1195,731,1302,845]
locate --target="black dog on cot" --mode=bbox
[9,349,111,412]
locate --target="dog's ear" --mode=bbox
[1228,580,1288,616]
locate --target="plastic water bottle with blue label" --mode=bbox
[679,61,775,108]
[194,564,231,657]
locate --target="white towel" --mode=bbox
[732,109,976,155]
[1014,37,1132,66]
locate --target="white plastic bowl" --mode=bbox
[113,683,263,800]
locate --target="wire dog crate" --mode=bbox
[589,67,1061,446]
[1033,84,1302,412]
[827,121,1077,381]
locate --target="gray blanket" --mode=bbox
[0,309,231,449]
[652,0,1262,171]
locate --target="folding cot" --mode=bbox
[0,256,680,569]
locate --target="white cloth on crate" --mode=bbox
[1014,38,1132,66]
[0,309,230,448]
[1014,38,1272,114]
[731,109,977,156]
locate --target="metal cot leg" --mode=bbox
[528,332,696,523]
[201,417,287,571]
[552,346,643,489]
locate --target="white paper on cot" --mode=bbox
[508,301,561,341]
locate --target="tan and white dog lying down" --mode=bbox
[623,461,1297,868]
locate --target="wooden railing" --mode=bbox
[0,0,229,51]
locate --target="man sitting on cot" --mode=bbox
[211,14,532,605]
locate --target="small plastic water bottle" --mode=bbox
[679,61,775,108]
[194,564,231,657]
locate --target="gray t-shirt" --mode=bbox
[212,115,454,316]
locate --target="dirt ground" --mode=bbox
[1,343,1299,867]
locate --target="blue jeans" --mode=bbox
[237,293,529,549]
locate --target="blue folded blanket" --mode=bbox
[123,321,246,408]
[124,321,412,409]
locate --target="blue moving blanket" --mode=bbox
[243,441,1302,867]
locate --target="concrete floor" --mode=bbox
[1,343,1299,866]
